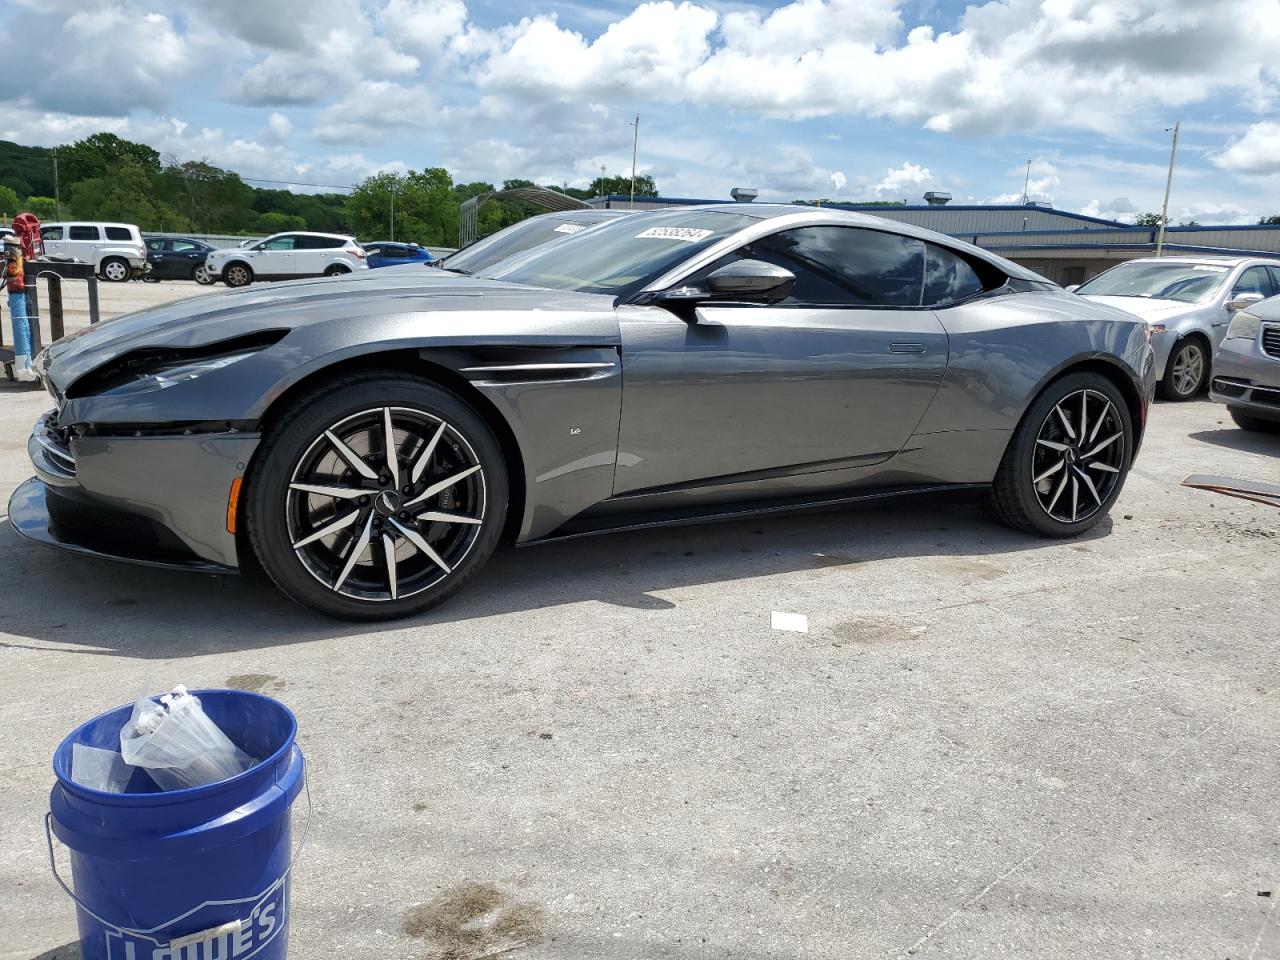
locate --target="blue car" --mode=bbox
[362,241,433,269]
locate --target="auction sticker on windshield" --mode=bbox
[635,227,714,242]
[553,223,586,234]
[1191,265,1229,272]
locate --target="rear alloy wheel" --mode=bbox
[193,264,214,285]
[985,372,1133,537]
[1158,338,1207,401]
[224,263,253,288]
[324,264,351,277]
[101,257,130,282]
[246,374,508,620]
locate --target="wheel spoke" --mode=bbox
[292,510,360,549]
[410,421,447,484]
[382,533,398,600]
[1046,469,1070,513]
[387,517,451,574]
[405,464,483,507]
[1084,431,1123,458]
[333,514,374,591]
[1087,400,1112,444]
[415,510,484,526]
[1055,404,1077,440]
[326,430,378,480]
[382,408,400,488]
[1070,475,1079,521]
[289,482,366,500]
[1086,461,1120,474]
[1079,392,1088,445]
[1036,438,1070,452]
[1034,458,1066,484]
[1076,467,1103,506]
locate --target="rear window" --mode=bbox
[924,244,987,306]
[69,225,99,241]
[105,227,133,241]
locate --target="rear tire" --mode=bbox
[1158,338,1208,401]
[100,257,130,283]
[223,262,253,287]
[245,372,508,621]
[1229,408,1280,433]
[324,264,351,277]
[193,264,214,285]
[984,372,1134,538]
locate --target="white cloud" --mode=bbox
[1080,197,1136,221]
[1212,122,1280,176]
[830,171,847,193]
[868,162,934,199]
[264,112,293,143]
[312,83,435,144]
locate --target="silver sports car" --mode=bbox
[13,205,1155,620]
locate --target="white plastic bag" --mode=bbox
[71,743,134,793]
[120,685,253,790]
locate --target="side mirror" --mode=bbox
[1064,284,1080,293]
[1227,292,1265,313]
[705,259,796,301]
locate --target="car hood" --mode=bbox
[44,271,618,391]
[1079,295,1207,322]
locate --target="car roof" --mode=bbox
[541,209,633,222]
[1119,255,1280,267]
[44,221,140,229]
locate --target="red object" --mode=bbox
[12,212,43,260]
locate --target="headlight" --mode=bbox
[99,351,259,397]
[1225,310,1261,341]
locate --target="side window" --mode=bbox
[323,236,346,249]
[42,226,63,241]
[170,240,199,252]
[1268,266,1280,293]
[923,244,986,306]
[104,226,132,241]
[69,225,100,241]
[1234,266,1274,297]
[260,236,296,251]
[732,226,925,307]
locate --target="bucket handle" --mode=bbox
[44,756,312,942]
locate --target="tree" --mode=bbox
[346,168,459,245]
[23,196,58,220]
[69,158,187,229]
[588,174,657,197]
[1179,219,1201,227]
[1133,212,1167,227]
[156,160,255,233]
[256,211,307,233]
[1259,215,1280,225]
[61,133,161,184]
[0,184,19,219]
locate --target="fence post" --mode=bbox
[45,274,65,341]
[87,275,101,324]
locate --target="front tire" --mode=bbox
[1229,408,1280,434]
[1158,338,1207,401]
[100,257,130,283]
[984,372,1134,538]
[223,262,253,287]
[245,373,508,620]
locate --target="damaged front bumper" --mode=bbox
[9,410,259,572]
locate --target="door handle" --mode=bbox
[890,342,926,354]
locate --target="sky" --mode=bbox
[2,0,1279,224]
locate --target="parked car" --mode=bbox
[39,222,147,282]
[363,241,433,268]
[203,232,368,287]
[13,204,1154,620]
[437,209,631,275]
[143,237,217,283]
[1209,294,1280,433]
[1074,256,1280,401]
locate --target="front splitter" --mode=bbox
[7,477,236,574]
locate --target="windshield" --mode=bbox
[479,209,759,296]
[1076,262,1230,304]
[445,215,615,275]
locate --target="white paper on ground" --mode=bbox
[770,611,809,633]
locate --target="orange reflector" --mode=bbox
[226,477,243,534]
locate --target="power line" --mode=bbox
[237,175,357,191]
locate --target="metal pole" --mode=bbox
[389,187,395,242]
[629,115,639,209]
[1156,121,1180,257]
[53,148,61,220]
[1021,158,1031,204]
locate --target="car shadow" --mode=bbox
[0,492,1112,660]
[1188,427,1280,457]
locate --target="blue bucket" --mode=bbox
[47,690,307,960]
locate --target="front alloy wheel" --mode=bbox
[224,263,253,288]
[1159,339,1207,401]
[246,374,507,619]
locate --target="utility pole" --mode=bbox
[52,147,61,219]
[629,115,640,209]
[1156,121,1180,257]
[389,184,396,242]
[1020,158,1032,204]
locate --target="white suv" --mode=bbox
[40,222,147,282]
[204,232,368,287]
